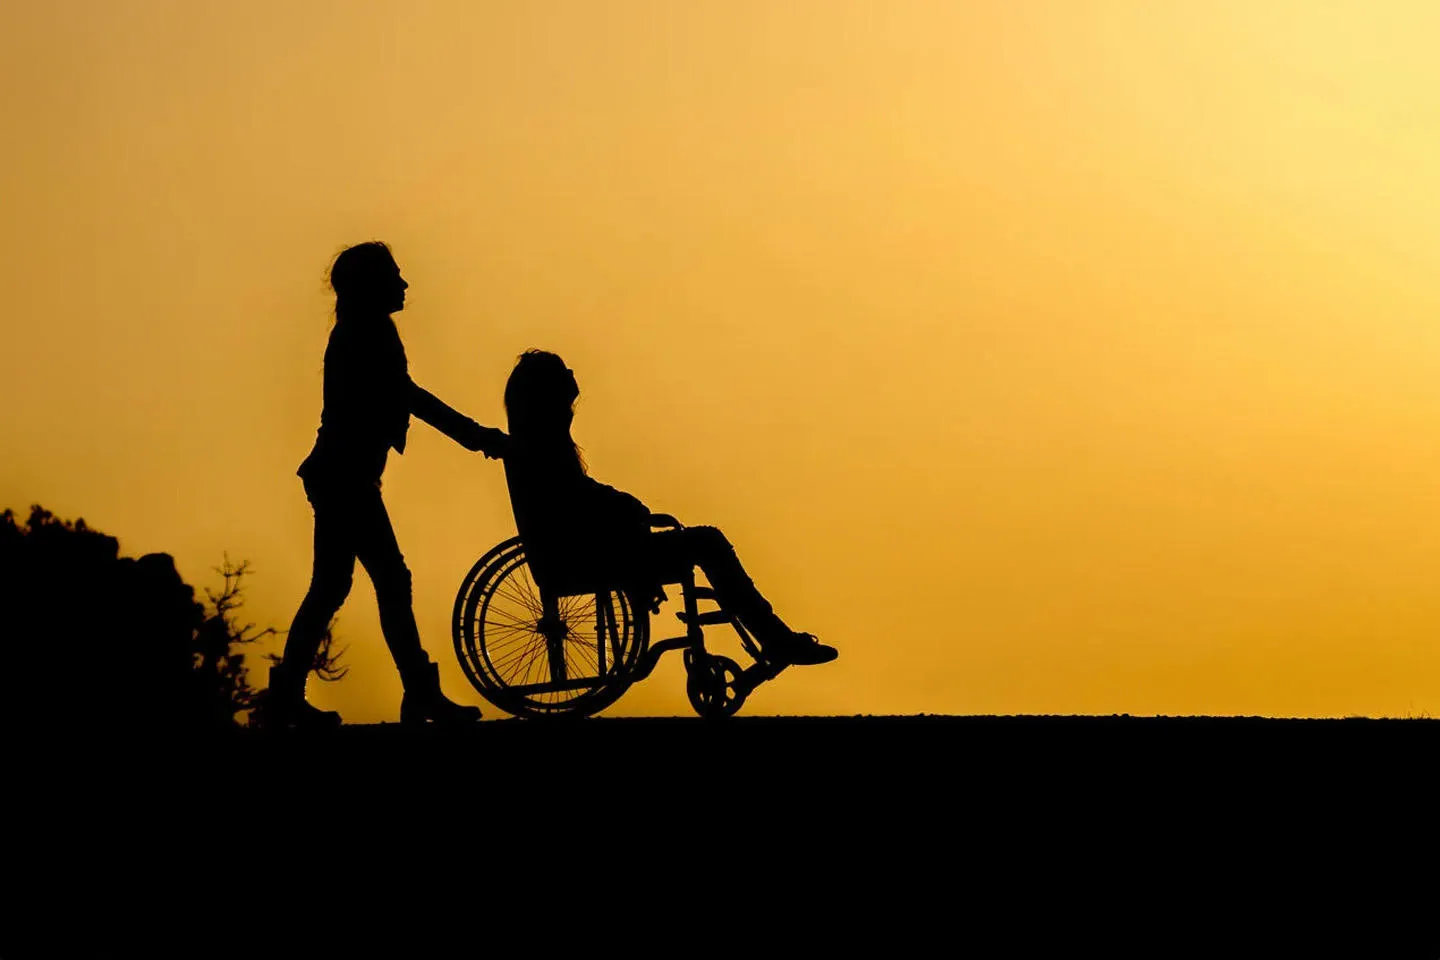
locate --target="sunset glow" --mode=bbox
[6,1,1440,720]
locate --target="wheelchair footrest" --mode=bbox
[742,660,785,687]
[676,610,735,627]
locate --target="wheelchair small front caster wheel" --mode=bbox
[685,653,746,719]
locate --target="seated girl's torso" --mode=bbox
[504,439,652,590]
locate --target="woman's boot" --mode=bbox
[399,661,482,725]
[256,662,342,729]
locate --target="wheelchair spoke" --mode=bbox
[514,564,542,612]
[481,619,530,641]
[484,619,537,639]
[599,592,622,669]
[488,638,543,676]
[482,605,538,628]
[492,636,539,682]
[501,675,609,696]
[493,579,541,618]
[595,594,607,676]
[564,634,599,678]
[559,601,596,635]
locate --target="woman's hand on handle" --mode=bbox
[475,426,509,459]
[458,421,509,459]
[482,427,509,459]
[649,513,684,530]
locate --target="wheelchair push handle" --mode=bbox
[648,513,684,530]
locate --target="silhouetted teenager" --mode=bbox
[266,242,507,728]
[503,350,837,666]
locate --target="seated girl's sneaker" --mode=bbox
[765,631,838,665]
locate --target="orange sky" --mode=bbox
[6,1,1440,720]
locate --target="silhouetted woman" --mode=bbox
[502,349,837,666]
[266,242,507,728]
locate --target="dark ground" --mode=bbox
[19,713,1440,842]
[10,716,1438,952]
[224,712,1437,802]
[202,713,1440,808]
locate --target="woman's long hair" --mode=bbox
[504,350,585,473]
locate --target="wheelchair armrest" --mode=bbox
[649,513,684,530]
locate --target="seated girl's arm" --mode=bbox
[582,477,650,526]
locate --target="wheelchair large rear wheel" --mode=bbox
[453,538,647,718]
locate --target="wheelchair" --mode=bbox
[451,518,788,719]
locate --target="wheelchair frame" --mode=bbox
[451,531,788,719]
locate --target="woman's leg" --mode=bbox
[283,492,357,665]
[269,482,360,722]
[348,486,427,678]
[351,488,480,722]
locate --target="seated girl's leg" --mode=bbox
[649,525,837,664]
[649,526,790,642]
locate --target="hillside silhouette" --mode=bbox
[0,505,280,734]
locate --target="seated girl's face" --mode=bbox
[543,358,578,405]
[542,354,577,396]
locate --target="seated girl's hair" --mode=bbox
[504,350,584,471]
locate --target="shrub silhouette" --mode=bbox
[0,505,280,733]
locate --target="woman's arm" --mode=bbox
[410,381,508,458]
